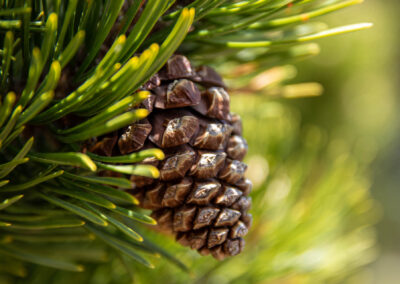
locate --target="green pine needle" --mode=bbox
[28,152,97,171]
[0,195,24,210]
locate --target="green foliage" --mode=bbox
[0,0,374,283]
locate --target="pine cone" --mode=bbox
[89,55,252,260]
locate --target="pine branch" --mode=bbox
[0,0,374,282]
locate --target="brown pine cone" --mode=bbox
[88,55,252,260]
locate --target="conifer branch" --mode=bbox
[0,0,374,281]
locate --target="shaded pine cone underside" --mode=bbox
[87,55,252,260]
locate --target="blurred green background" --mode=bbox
[292,0,400,282]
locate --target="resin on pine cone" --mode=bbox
[88,55,252,260]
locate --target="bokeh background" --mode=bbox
[292,0,400,282]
